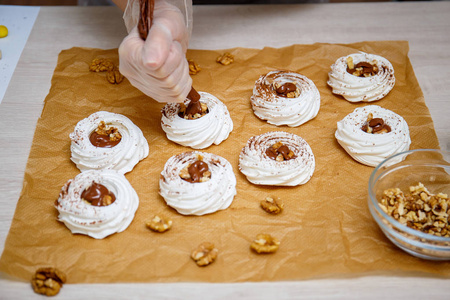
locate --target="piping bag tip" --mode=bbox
[187,86,200,102]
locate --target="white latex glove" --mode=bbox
[118,1,191,103]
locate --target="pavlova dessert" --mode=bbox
[239,131,315,186]
[70,111,149,174]
[251,70,320,127]
[335,105,411,167]
[327,52,395,102]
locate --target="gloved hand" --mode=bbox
[118,1,191,103]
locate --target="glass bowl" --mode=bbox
[368,149,450,260]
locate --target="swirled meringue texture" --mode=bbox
[335,105,411,167]
[251,70,320,127]
[55,170,139,239]
[327,52,395,102]
[159,152,237,216]
[239,131,315,186]
[70,111,149,174]
[161,92,233,149]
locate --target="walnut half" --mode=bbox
[216,52,234,65]
[188,59,201,75]
[250,233,280,254]
[107,67,124,84]
[146,215,173,233]
[31,267,67,297]
[191,242,218,267]
[89,58,114,72]
[261,196,284,214]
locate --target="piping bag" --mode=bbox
[138,0,202,112]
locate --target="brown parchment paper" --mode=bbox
[1,41,448,283]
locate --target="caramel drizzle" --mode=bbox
[178,87,208,119]
[180,160,211,183]
[89,121,122,148]
[361,113,391,134]
[346,57,378,77]
[81,182,116,207]
[274,82,298,98]
[265,142,297,161]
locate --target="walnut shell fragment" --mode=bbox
[191,242,218,267]
[146,215,173,233]
[261,196,284,214]
[31,267,67,297]
[250,233,280,254]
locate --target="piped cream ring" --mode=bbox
[239,131,315,186]
[327,52,395,102]
[251,70,320,127]
[70,111,149,174]
[161,92,233,149]
[159,151,237,216]
[55,169,139,239]
[335,105,411,167]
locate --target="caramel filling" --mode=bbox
[346,56,378,77]
[273,82,300,98]
[178,87,209,120]
[179,160,211,183]
[361,113,391,134]
[81,182,116,206]
[266,142,297,161]
[89,121,121,148]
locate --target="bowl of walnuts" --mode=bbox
[368,149,450,260]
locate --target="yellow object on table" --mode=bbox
[0,25,8,38]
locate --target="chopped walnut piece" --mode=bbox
[191,242,218,266]
[188,59,201,75]
[250,233,280,254]
[346,56,355,70]
[379,182,450,237]
[261,196,284,214]
[216,52,234,65]
[95,121,122,141]
[146,215,173,233]
[107,67,124,84]
[102,195,113,206]
[31,267,66,297]
[89,58,114,72]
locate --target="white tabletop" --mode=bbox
[0,2,449,299]
[0,6,40,104]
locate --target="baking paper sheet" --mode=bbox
[0,41,447,283]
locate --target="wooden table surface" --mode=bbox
[0,2,449,299]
